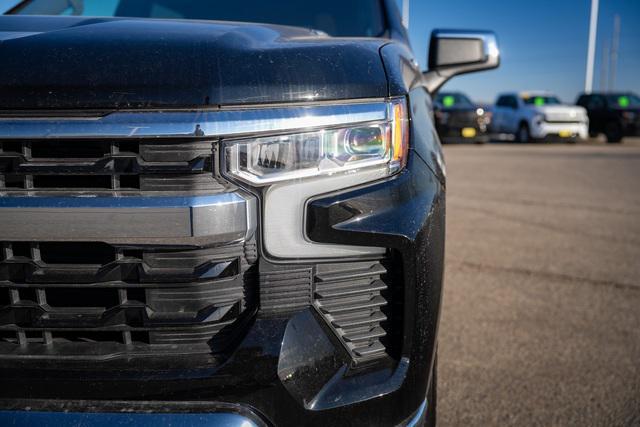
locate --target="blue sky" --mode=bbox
[400,0,640,104]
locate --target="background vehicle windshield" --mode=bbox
[521,95,561,106]
[436,93,474,108]
[606,94,640,109]
[8,0,386,37]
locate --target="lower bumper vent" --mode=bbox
[314,258,397,363]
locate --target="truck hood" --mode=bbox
[0,15,389,110]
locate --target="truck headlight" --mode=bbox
[533,113,545,125]
[225,99,408,185]
[222,98,409,260]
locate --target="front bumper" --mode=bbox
[0,406,266,427]
[622,121,640,137]
[531,121,589,140]
[0,398,428,427]
[439,133,490,144]
[436,123,490,144]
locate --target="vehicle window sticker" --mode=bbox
[443,95,455,108]
[618,96,630,108]
[534,97,545,107]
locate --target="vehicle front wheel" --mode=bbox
[517,122,530,143]
[605,122,623,143]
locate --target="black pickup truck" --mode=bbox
[0,1,499,425]
[433,92,491,144]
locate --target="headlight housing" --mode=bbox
[533,113,545,125]
[622,111,636,122]
[222,98,409,260]
[224,99,408,186]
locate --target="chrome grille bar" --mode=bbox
[0,101,388,139]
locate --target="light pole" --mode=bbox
[584,0,599,93]
[609,14,620,92]
[402,0,410,29]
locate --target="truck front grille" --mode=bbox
[447,111,478,127]
[0,138,224,194]
[0,241,257,360]
[544,112,584,123]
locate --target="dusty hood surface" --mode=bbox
[0,15,389,110]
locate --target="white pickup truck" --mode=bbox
[491,92,589,142]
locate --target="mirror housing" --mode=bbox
[423,30,500,94]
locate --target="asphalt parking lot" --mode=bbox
[438,139,640,426]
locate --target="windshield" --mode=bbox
[436,93,474,108]
[521,95,561,106]
[8,0,386,37]
[606,94,640,109]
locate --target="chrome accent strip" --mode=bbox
[244,196,258,241]
[0,102,389,139]
[405,399,428,427]
[0,194,245,208]
[0,411,260,427]
[264,169,387,259]
[0,31,40,41]
[0,193,253,242]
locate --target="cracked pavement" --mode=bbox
[438,143,640,426]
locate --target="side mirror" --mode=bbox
[423,30,500,94]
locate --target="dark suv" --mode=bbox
[0,1,499,425]
[576,92,640,143]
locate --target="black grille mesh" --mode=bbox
[446,111,478,127]
[0,241,257,360]
[0,138,224,193]
[260,264,313,315]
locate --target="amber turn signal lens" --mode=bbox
[391,99,409,168]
